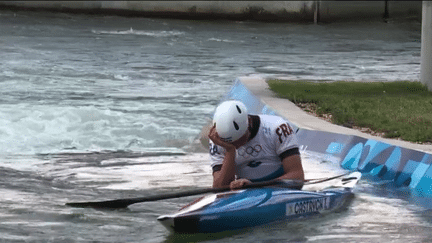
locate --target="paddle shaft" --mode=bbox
[66,172,351,209]
[66,179,282,209]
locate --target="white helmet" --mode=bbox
[213,100,248,143]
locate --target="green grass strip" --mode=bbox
[267,80,432,143]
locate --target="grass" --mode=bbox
[267,80,432,144]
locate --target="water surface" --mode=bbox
[0,10,429,242]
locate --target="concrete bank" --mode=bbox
[0,1,422,23]
[218,76,432,205]
[241,76,432,154]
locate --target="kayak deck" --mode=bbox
[158,172,360,233]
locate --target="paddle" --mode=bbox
[66,172,351,209]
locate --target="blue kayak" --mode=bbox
[158,172,361,233]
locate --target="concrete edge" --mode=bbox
[239,76,432,154]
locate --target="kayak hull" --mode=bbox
[158,184,356,233]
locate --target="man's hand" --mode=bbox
[230,178,252,190]
[208,125,236,152]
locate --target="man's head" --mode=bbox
[212,100,249,143]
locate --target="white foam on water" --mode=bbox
[34,150,344,192]
[0,103,201,155]
[91,28,185,37]
[36,153,212,190]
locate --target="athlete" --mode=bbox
[208,100,304,190]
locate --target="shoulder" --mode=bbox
[209,139,226,155]
[258,115,297,143]
[208,140,226,167]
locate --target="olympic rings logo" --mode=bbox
[238,145,262,158]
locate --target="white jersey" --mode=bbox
[209,114,300,182]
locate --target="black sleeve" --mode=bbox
[278,147,300,160]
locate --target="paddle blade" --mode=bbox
[66,187,227,209]
[66,198,132,209]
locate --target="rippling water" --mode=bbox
[0,9,430,242]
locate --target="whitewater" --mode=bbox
[1,9,430,242]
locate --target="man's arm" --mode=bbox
[212,149,236,188]
[273,120,304,184]
[208,126,237,188]
[276,153,304,188]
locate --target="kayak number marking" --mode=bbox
[285,197,330,216]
